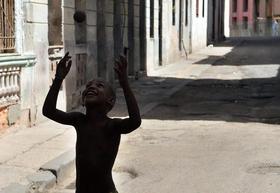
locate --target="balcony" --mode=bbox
[0,54,36,107]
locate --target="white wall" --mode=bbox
[224,0,230,37]
[190,0,208,52]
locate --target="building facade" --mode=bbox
[146,0,210,74]
[230,0,280,36]
[0,0,220,129]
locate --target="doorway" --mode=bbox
[159,0,163,66]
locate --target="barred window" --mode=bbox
[0,0,15,53]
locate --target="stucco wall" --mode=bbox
[22,0,50,124]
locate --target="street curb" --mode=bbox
[0,183,29,193]
[40,149,75,185]
[0,171,56,193]
[26,171,57,193]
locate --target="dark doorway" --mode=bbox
[140,0,147,71]
[207,0,215,44]
[159,0,163,66]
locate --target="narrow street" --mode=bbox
[51,37,280,193]
[147,37,280,124]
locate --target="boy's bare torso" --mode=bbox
[74,114,121,193]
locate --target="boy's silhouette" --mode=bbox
[43,52,141,193]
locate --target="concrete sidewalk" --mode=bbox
[0,43,235,193]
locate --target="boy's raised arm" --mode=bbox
[42,52,78,125]
[114,55,141,133]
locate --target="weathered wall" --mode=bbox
[21,0,49,125]
[229,0,279,37]
[63,0,142,111]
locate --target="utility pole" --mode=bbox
[140,0,146,72]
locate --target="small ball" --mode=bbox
[73,11,86,23]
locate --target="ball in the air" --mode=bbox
[73,11,86,23]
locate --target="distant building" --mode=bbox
[230,0,280,36]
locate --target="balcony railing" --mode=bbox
[0,54,36,107]
[0,66,20,106]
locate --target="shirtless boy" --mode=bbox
[42,52,141,193]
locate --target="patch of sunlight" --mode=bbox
[240,64,280,79]
[197,46,234,56]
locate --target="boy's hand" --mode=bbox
[55,52,72,80]
[114,54,128,85]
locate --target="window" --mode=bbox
[232,17,237,28]
[243,16,248,29]
[243,0,248,12]
[0,0,15,53]
[196,0,199,17]
[172,0,176,25]
[255,0,260,17]
[150,0,154,37]
[233,0,237,12]
[185,0,188,25]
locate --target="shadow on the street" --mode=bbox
[143,77,280,124]
[142,37,280,125]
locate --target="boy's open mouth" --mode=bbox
[86,89,98,96]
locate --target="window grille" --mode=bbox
[0,0,15,53]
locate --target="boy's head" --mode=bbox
[82,79,116,113]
